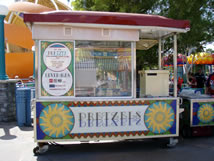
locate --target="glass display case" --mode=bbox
[75,41,132,97]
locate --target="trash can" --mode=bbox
[16,87,31,126]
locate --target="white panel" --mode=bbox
[139,70,169,97]
[70,105,148,133]
[32,24,139,41]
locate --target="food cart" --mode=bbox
[24,11,190,154]
[180,94,214,137]
[180,53,214,137]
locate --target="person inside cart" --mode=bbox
[206,72,214,95]
[177,77,183,93]
[194,69,206,92]
[188,72,197,88]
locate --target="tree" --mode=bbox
[72,0,158,13]
[206,48,214,53]
[72,0,213,51]
[72,0,161,69]
[72,0,214,68]
[153,0,214,54]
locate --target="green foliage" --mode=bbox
[72,0,214,68]
[153,0,214,53]
[72,0,158,13]
[206,48,214,53]
[136,46,158,71]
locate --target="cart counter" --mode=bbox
[35,98,179,142]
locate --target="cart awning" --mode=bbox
[24,11,190,40]
[24,11,190,29]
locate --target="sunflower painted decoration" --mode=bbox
[39,104,74,138]
[197,104,214,123]
[145,102,175,134]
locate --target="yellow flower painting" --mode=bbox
[145,102,175,134]
[39,104,74,138]
[197,104,214,123]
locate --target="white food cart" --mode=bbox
[24,11,190,154]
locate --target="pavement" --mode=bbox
[1,121,214,161]
[0,122,36,161]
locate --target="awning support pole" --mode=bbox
[173,34,177,97]
[158,38,162,70]
[132,42,136,98]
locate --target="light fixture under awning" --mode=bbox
[136,39,158,50]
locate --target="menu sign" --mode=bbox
[40,41,74,97]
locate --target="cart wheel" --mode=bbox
[33,144,49,155]
[166,138,178,148]
[33,146,40,155]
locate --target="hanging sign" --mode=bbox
[40,41,74,97]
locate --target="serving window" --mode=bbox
[75,41,132,97]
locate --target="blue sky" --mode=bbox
[206,43,214,50]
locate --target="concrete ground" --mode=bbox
[0,122,36,161]
[1,122,214,161]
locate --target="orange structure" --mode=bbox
[4,1,70,79]
[187,52,214,65]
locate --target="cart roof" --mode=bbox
[24,11,190,29]
[24,11,190,48]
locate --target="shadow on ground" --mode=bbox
[36,139,171,161]
[0,122,33,140]
[0,122,17,140]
